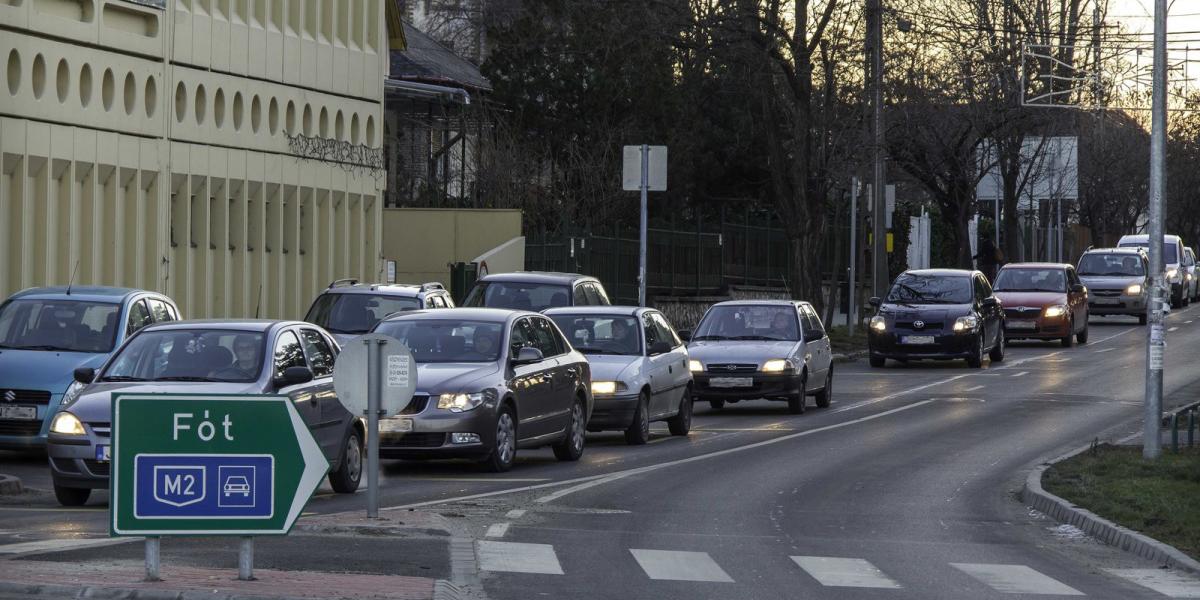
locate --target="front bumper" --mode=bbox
[587,393,640,429]
[1088,294,1147,315]
[47,432,110,489]
[869,331,978,360]
[0,393,62,451]
[692,372,803,401]
[1004,316,1071,339]
[378,402,500,460]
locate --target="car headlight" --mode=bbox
[437,392,486,413]
[762,359,792,373]
[61,381,86,408]
[1043,305,1068,318]
[591,381,628,395]
[953,316,978,333]
[1167,268,1179,280]
[870,315,887,332]
[688,360,704,372]
[1126,283,1143,295]
[50,412,85,435]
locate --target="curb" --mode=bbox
[0,474,22,495]
[832,351,867,364]
[0,580,321,600]
[1021,443,1200,576]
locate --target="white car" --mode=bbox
[1185,247,1199,302]
[545,306,692,445]
[1118,234,1189,308]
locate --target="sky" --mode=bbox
[1111,1,1200,38]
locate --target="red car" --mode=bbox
[992,263,1089,347]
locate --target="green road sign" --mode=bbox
[111,394,328,536]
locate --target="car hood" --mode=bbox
[581,354,642,383]
[415,362,501,395]
[993,291,1066,308]
[878,303,973,321]
[687,340,800,365]
[64,382,262,423]
[0,349,109,396]
[1078,275,1141,289]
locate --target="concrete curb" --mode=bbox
[0,474,22,495]
[832,350,867,364]
[1021,443,1200,576]
[0,580,322,600]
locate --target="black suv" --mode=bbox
[304,280,455,346]
[867,269,1006,368]
[462,272,611,312]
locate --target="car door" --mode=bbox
[1065,267,1087,328]
[641,312,673,417]
[507,318,557,442]
[146,298,179,324]
[530,316,576,433]
[271,329,327,455]
[299,327,345,457]
[801,306,832,386]
[125,299,154,339]
[572,285,589,306]
[650,311,689,417]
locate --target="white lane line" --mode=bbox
[1094,348,1116,354]
[692,428,797,432]
[964,385,985,392]
[1012,371,1029,377]
[485,522,510,538]
[792,556,902,589]
[630,549,734,582]
[400,477,549,483]
[0,537,138,555]
[951,563,1084,595]
[1187,320,1194,324]
[1170,326,1180,332]
[505,509,526,519]
[1106,568,1200,597]
[477,541,563,574]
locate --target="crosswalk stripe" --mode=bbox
[477,541,563,575]
[630,549,734,583]
[0,537,137,555]
[1106,569,1200,598]
[791,556,902,589]
[952,563,1084,595]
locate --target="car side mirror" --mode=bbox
[512,347,544,366]
[1071,284,1085,293]
[677,330,691,342]
[73,367,96,384]
[868,297,882,308]
[274,366,314,388]
[648,341,672,356]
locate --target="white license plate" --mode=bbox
[1007,320,1037,330]
[95,445,110,462]
[1093,298,1120,305]
[379,418,414,433]
[0,405,36,420]
[901,335,936,345]
[709,377,754,388]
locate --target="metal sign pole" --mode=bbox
[144,537,160,582]
[639,144,649,307]
[1145,0,1168,460]
[849,178,858,334]
[366,339,382,517]
[238,537,255,581]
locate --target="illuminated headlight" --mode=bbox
[762,359,792,373]
[437,392,486,413]
[591,381,627,395]
[1043,305,1068,318]
[688,360,704,372]
[1167,268,1179,280]
[50,412,85,435]
[1125,284,1143,295]
[870,316,887,333]
[953,316,979,333]
[60,381,86,408]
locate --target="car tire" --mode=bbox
[966,335,984,368]
[54,484,90,507]
[989,329,1005,363]
[482,407,517,473]
[709,399,725,410]
[553,397,586,461]
[1139,313,1148,325]
[1061,318,1075,348]
[814,367,833,408]
[787,374,807,414]
[667,389,692,436]
[328,427,363,494]
[624,391,651,445]
[1077,320,1089,344]
[869,355,886,368]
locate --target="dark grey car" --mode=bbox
[370,308,592,472]
[46,320,364,506]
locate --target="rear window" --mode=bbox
[462,282,571,311]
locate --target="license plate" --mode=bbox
[379,418,414,433]
[901,335,935,345]
[709,377,754,388]
[95,445,110,462]
[0,405,36,420]
[1093,298,1120,306]
[1007,320,1037,330]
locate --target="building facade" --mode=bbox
[1,0,387,319]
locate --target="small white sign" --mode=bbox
[386,260,397,284]
[622,145,667,191]
[387,354,410,388]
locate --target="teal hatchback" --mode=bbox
[0,287,179,450]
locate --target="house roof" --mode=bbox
[389,21,492,93]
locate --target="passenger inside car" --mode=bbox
[212,334,261,380]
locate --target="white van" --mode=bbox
[1117,233,1189,307]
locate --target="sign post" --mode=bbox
[623,145,667,307]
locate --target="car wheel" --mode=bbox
[814,367,833,408]
[553,397,586,461]
[869,355,886,368]
[667,389,692,436]
[328,427,363,494]
[54,484,90,507]
[709,399,725,411]
[482,407,517,473]
[966,335,984,368]
[1061,318,1075,348]
[624,391,651,445]
[1077,320,1089,344]
[989,329,1005,362]
[1139,313,1148,325]
[787,374,807,414]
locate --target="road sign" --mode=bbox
[622,145,667,191]
[332,333,417,417]
[111,394,327,536]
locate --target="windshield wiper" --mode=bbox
[100,375,150,382]
[732,335,780,341]
[692,335,729,341]
[12,344,79,352]
[154,376,220,382]
[574,347,615,354]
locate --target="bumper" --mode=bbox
[692,373,803,401]
[1088,297,1147,315]
[869,331,978,360]
[0,394,62,451]
[47,434,110,489]
[378,403,499,460]
[587,393,639,429]
[1004,318,1071,339]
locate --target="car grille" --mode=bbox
[896,321,944,331]
[705,364,757,374]
[1004,308,1042,319]
[0,420,42,436]
[84,460,110,477]
[0,389,51,404]
[1092,289,1122,297]
[387,433,445,448]
[399,395,429,415]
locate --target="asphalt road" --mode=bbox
[3,307,1200,598]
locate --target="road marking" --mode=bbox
[505,509,526,519]
[1169,326,1180,332]
[630,549,734,582]
[1094,348,1116,353]
[952,563,1084,595]
[485,522,510,538]
[1012,371,1029,377]
[963,385,985,392]
[1106,568,1200,597]
[0,537,138,555]
[477,541,563,575]
[397,478,550,483]
[693,428,797,432]
[792,556,902,589]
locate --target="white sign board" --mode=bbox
[333,334,417,417]
[385,260,397,284]
[622,145,667,191]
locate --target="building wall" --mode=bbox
[0,0,386,319]
[381,208,520,283]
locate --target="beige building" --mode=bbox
[0,0,387,319]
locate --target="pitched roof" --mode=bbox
[389,21,492,92]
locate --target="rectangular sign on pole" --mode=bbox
[111,394,327,536]
[622,146,667,191]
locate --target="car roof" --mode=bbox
[1119,233,1183,242]
[710,299,802,307]
[543,305,646,317]
[8,286,150,303]
[477,271,597,285]
[902,269,976,277]
[999,262,1070,269]
[379,307,536,324]
[323,284,423,297]
[140,319,308,333]
[1083,247,1145,255]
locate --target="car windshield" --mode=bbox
[101,329,267,383]
[692,305,799,341]
[1120,241,1179,263]
[462,282,571,311]
[0,299,122,353]
[1078,254,1145,277]
[887,274,972,304]
[549,315,640,355]
[993,269,1067,293]
[374,319,505,363]
[304,293,420,335]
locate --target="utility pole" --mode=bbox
[849,177,859,334]
[1144,0,1167,460]
[868,0,887,298]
